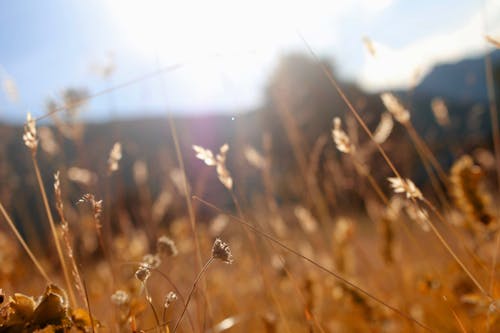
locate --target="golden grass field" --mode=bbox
[0,39,500,333]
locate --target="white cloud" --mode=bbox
[358,0,500,91]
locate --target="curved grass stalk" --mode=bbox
[193,195,434,332]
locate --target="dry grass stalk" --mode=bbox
[373,112,394,144]
[133,160,148,186]
[332,117,355,154]
[0,201,51,283]
[388,174,488,294]
[23,113,38,153]
[388,177,423,200]
[152,189,172,224]
[333,218,356,274]
[379,215,395,264]
[193,143,233,190]
[450,155,495,228]
[381,93,410,124]
[67,167,97,186]
[194,196,434,331]
[244,145,267,170]
[54,171,82,308]
[23,113,75,307]
[168,115,208,329]
[173,238,234,333]
[78,194,103,227]
[38,127,60,156]
[304,38,491,306]
[404,202,431,232]
[431,98,451,127]
[294,205,319,234]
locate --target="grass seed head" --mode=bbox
[332,117,354,154]
[164,291,178,309]
[212,238,234,264]
[388,177,423,200]
[381,93,410,124]
[23,112,38,152]
[107,142,122,173]
[373,112,394,144]
[193,145,216,166]
[157,236,178,257]
[135,264,151,283]
[142,254,161,269]
[431,97,450,126]
[111,290,130,306]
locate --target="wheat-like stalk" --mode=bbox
[23,113,75,307]
[450,155,494,228]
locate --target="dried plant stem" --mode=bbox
[193,195,435,332]
[32,157,76,307]
[55,174,86,307]
[172,258,214,333]
[168,115,212,331]
[0,201,51,283]
[81,276,96,333]
[299,34,402,181]
[423,199,488,296]
[301,37,485,299]
[144,283,161,333]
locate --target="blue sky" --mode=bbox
[0,0,498,122]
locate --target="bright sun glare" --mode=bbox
[102,0,348,110]
[104,0,303,63]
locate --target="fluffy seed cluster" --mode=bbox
[211,238,234,264]
[193,144,233,190]
[388,177,423,200]
[142,254,161,269]
[157,235,178,257]
[332,117,354,154]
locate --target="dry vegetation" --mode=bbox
[0,40,500,333]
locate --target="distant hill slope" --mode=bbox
[414,49,500,104]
